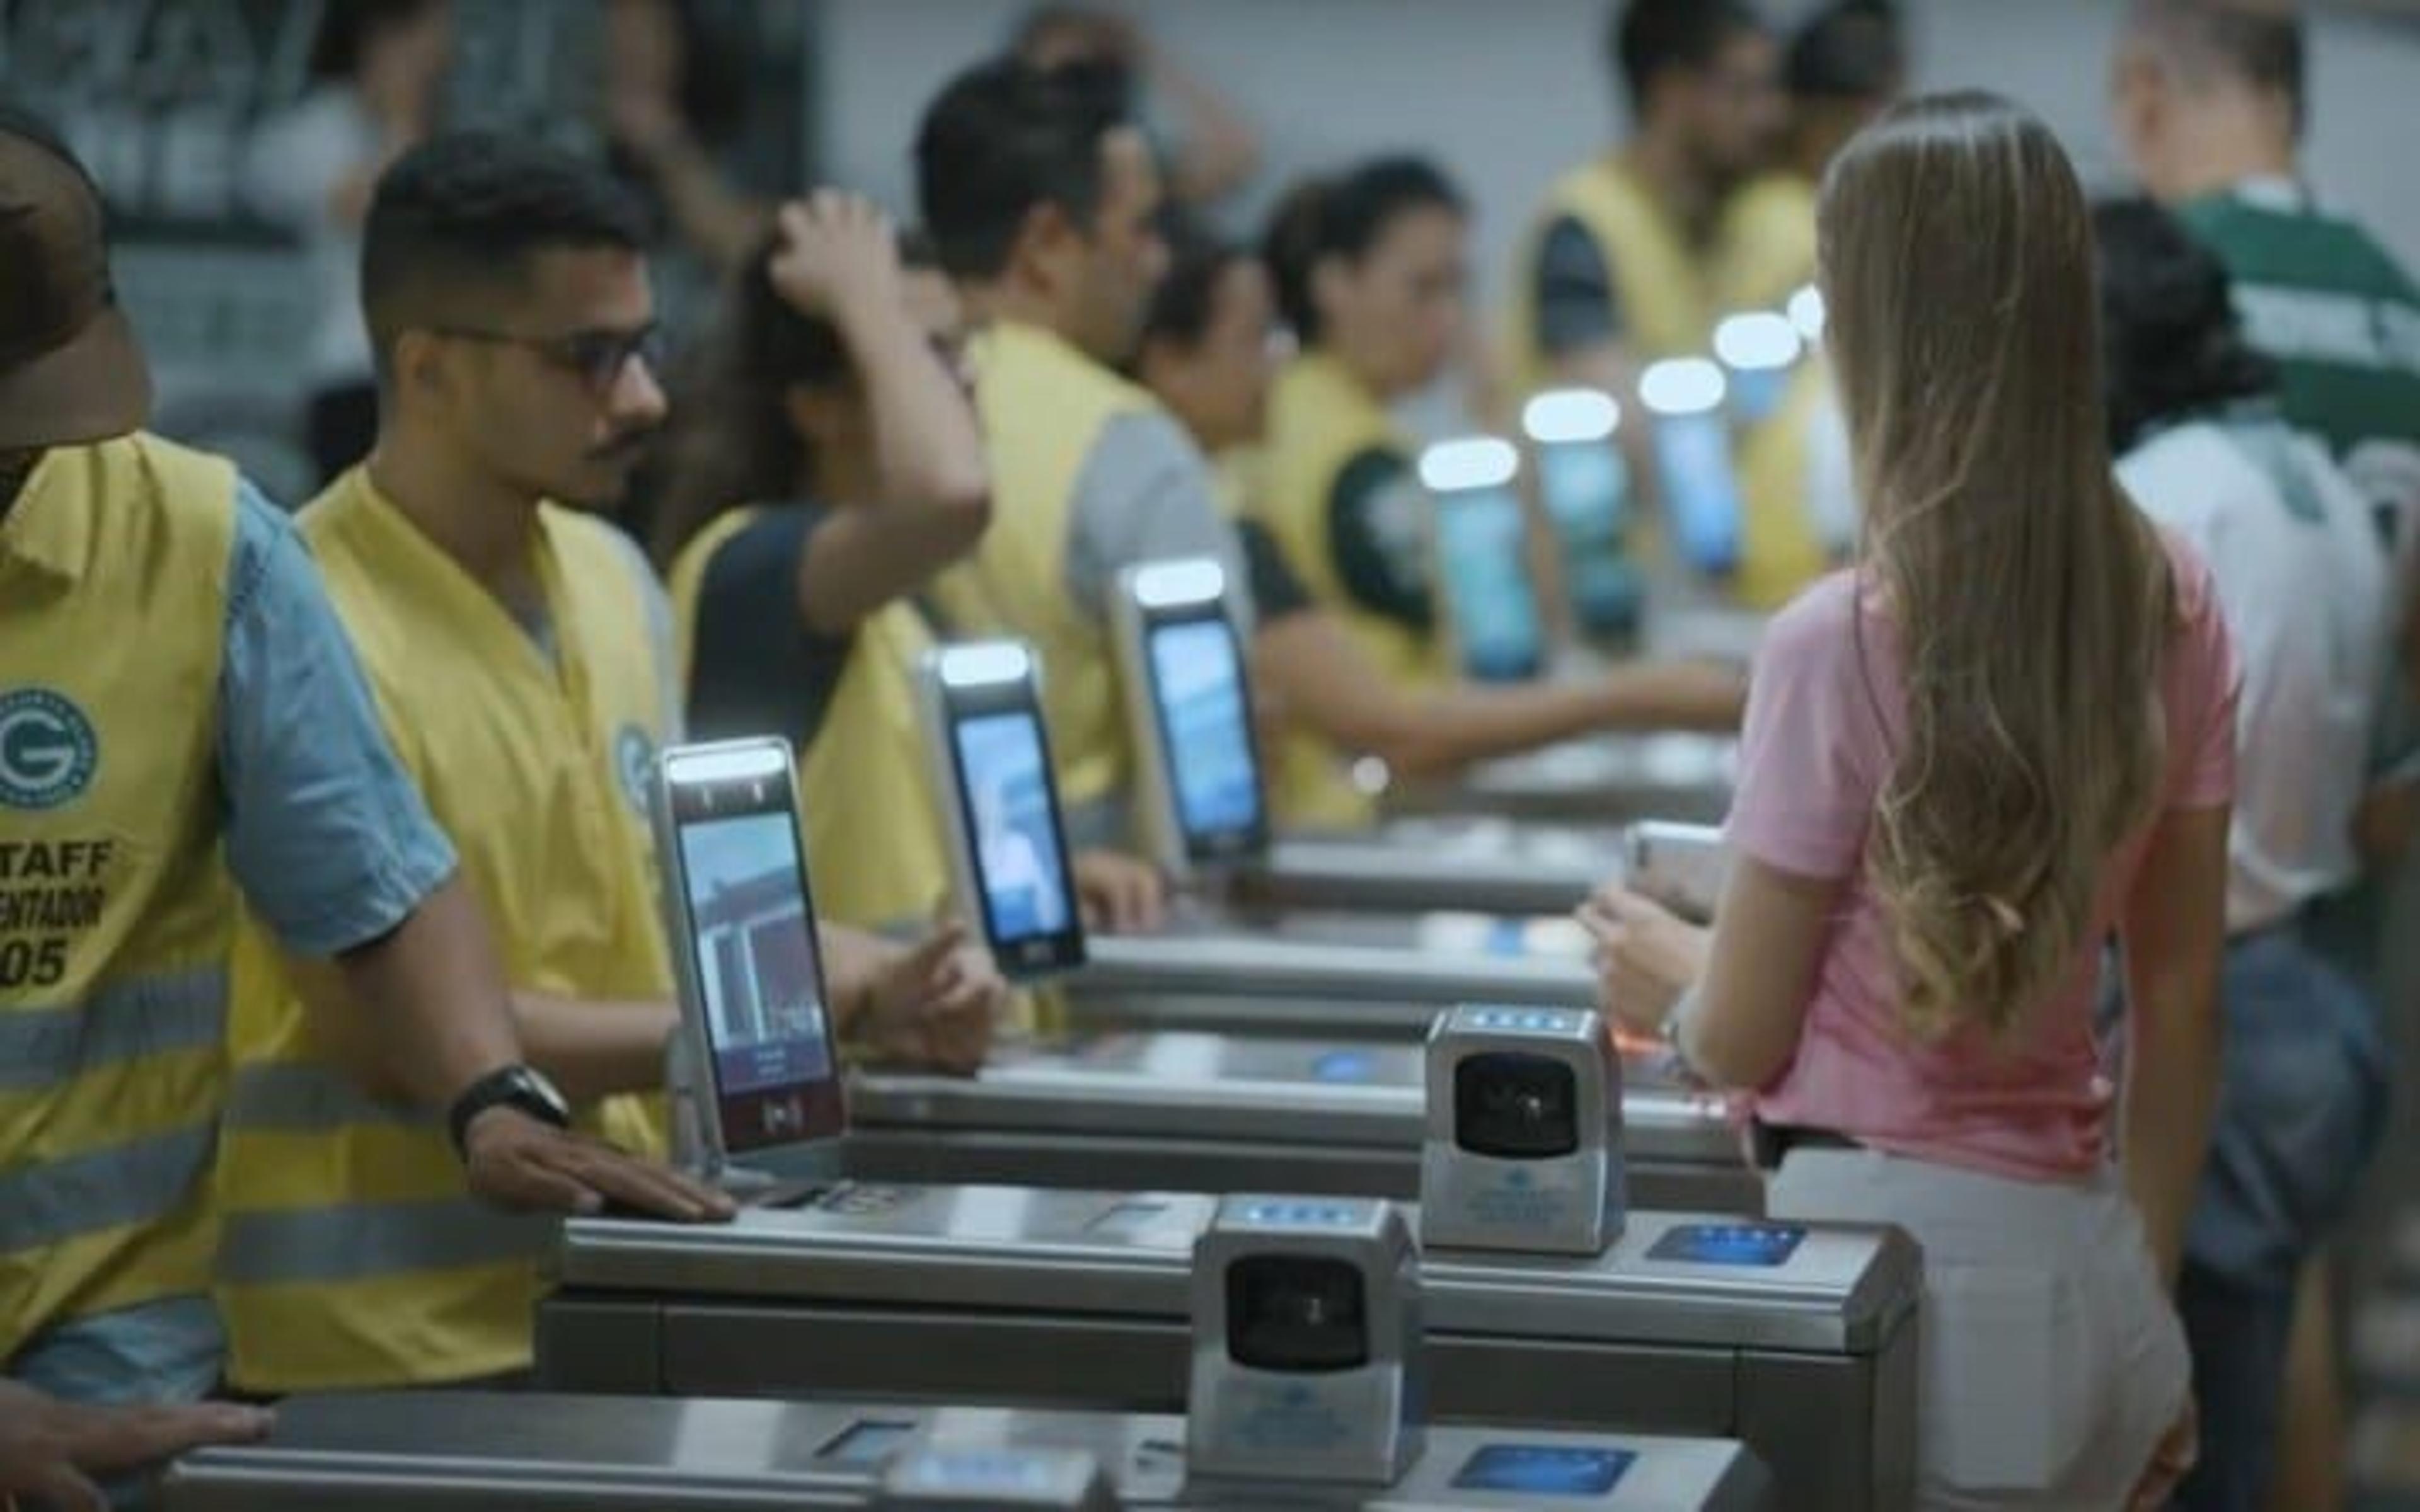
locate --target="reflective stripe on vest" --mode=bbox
[216,468,673,1392]
[217,1197,553,1288]
[224,1060,428,1131]
[0,1122,217,1253]
[0,433,236,1353]
[0,967,222,1091]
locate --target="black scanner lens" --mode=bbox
[1226,1256,1369,1373]
[1455,1053,1580,1159]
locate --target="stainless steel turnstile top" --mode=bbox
[163,1393,1773,1510]
[845,1033,1736,1169]
[1073,933,1598,1012]
[1385,733,1736,826]
[1233,823,1616,918]
[554,1196,1913,1356]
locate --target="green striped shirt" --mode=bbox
[2179,181,2420,503]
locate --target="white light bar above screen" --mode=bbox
[1417,436,1521,493]
[1521,387,1622,444]
[1131,558,1228,610]
[1713,311,1803,373]
[1637,358,1729,417]
[935,641,1036,689]
[662,743,788,784]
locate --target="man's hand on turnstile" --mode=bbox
[0,1381,270,1512]
[1072,850,1166,934]
[462,1109,736,1222]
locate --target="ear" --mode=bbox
[386,328,454,416]
[1013,200,1085,287]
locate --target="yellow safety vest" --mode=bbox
[1724,172,1840,609]
[0,434,234,1358]
[1504,156,1833,610]
[216,468,674,1392]
[668,508,948,934]
[928,321,1154,828]
[1249,353,1446,830]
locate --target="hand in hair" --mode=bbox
[769,191,905,328]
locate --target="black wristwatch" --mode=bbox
[446,1064,572,1163]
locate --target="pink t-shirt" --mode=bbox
[1730,533,2239,1180]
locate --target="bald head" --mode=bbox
[2112,0,2305,202]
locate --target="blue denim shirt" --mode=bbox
[219,480,456,954]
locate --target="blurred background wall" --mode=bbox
[818,0,2419,301]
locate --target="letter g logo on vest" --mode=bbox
[0,689,98,810]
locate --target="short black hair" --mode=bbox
[1787,3,1905,103]
[2127,0,2307,137]
[1261,156,1465,342]
[2092,194,2276,454]
[1609,0,1766,111]
[914,55,1131,282]
[362,132,649,375]
[309,0,445,81]
[1140,210,1248,355]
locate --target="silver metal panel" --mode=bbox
[842,1034,1739,1168]
[1231,832,1610,918]
[164,1392,1770,1511]
[553,1203,1916,1356]
[161,1393,879,1509]
[1073,935,1596,1010]
[1385,734,1736,827]
[833,1126,1763,1216]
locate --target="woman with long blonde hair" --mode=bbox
[1585,93,2236,1508]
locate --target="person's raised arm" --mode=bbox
[771,193,993,637]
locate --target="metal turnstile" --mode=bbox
[163,1393,1773,1509]
[1066,931,1598,1039]
[1383,733,1736,828]
[1227,819,1618,918]
[841,1032,1759,1215]
[538,1200,1918,1511]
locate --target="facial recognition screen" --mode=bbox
[1145,616,1264,851]
[1540,440,1643,636]
[669,785,843,1155]
[1452,1444,1637,1496]
[1434,486,1545,683]
[1656,415,1744,578]
[1647,1222,1808,1268]
[949,709,1083,969]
